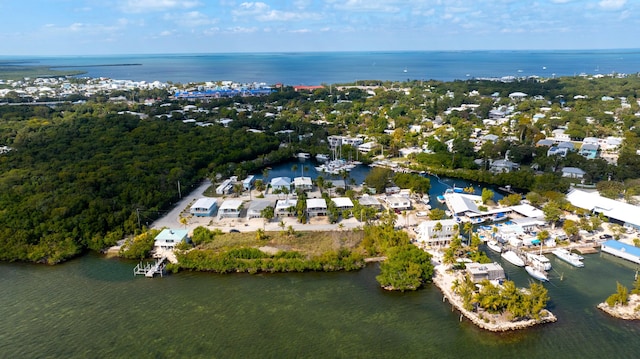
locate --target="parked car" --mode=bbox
[599,234,612,239]
[229,229,240,233]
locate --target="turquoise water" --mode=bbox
[1,252,639,358]
[3,49,640,84]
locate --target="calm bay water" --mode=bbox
[3,49,640,85]
[2,251,640,358]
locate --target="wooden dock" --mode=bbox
[133,256,167,278]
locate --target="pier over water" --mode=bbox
[133,256,167,278]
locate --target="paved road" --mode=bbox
[150,179,212,230]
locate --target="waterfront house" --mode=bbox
[270,177,292,192]
[218,199,243,219]
[293,176,313,191]
[307,198,327,217]
[216,177,237,195]
[190,198,218,217]
[547,146,568,157]
[466,262,506,283]
[242,175,255,191]
[415,219,459,247]
[275,199,297,217]
[154,229,188,251]
[246,199,275,219]
[561,167,586,179]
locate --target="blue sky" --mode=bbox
[1,0,638,55]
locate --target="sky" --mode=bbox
[0,0,638,55]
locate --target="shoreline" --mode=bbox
[431,262,557,332]
[597,294,640,320]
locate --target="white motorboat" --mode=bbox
[486,240,502,254]
[525,252,552,271]
[525,265,549,282]
[501,250,525,267]
[296,152,311,160]
[552,248,584,268]
[315,154,330,162]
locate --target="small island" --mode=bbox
[598,278,640,320]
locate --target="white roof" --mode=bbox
[358,195,380,206]
[190,197,217,210]
[293,177,312,186]
[307,198,327,209]
[332,197,354,208]
[445,193,481,215]
[567,189,640,227]
[275,199,297,210]
[509,203,544,218]
[219,199,243,211]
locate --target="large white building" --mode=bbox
[415,219,459,247]
[566,189,640,230]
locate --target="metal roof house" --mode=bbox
[275,199,297,217]
[246,199,274,219]
[218,199,243,219]
[270,177,292,192]
[190,198,218,217]
[154,229,188,250]
[561,167,586,179]
[307,198,327,217]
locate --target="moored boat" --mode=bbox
[296,152,311,159]
[552,248,584,268]
[315,154,330,162]
[525,265,549,282]
[501,250,525,267]
[525,252,552,271]
[487,240,502,253]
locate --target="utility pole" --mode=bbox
[136,208,141,228]
[178,180,182,198]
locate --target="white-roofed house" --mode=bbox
[190,198,218,217]
[332,197,354,211]
[154,229,188,251]
[275,199,297,217]
[415,219,459,247]
[293,176,313,191]
[218,199,243,219]
[385,195,411,211]
[307,198,327,217]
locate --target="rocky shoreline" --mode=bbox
[597,294,640,320]
[432,264,557,332]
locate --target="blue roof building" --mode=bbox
[601,240,640,265]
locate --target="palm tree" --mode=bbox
[262,168,270,186]
[463,221,473,245]
[291,164,298,178]
[179,216,188,229]
[316,175,325,194]
[261,206,274,230]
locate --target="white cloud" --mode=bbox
[599,0,626,10]
[329,0,400,13]
[164,11,217,27]
[118,0,201,13]
[233,2,320,22]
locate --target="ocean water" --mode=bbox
[1,250,639,358]
[3,49,640,85]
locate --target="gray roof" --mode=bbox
[562,167,586,175]
[557,141,575,149]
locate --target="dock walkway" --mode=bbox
[133,256,167,278]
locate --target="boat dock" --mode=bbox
[133,256,167,278]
